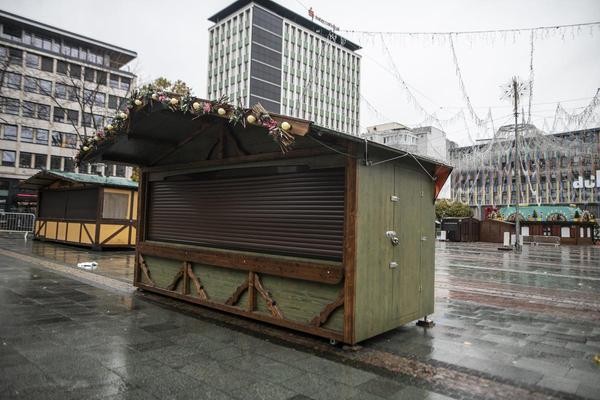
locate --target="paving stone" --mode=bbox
[230,380,298,400]
[537,374,580,394]
[390,386,457,399]
[357,377,405,398]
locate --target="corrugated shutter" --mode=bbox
[147,168,345,260]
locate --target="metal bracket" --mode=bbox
[389,261,398,269]
[386,231,399,246]
[390,195,399,202]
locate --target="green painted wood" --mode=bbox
[419,178,436,317]
[393,165,422,323]
[190,263,247,303]
[255,275,344,332]
[354,161,436,342]
[354,162,395,341]
[143,256,183,289]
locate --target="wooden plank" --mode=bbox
[342,149,358,344]
[149,125,209,166]
[182,262,190,295]
[187,265,208,300]
[138,254,156,287]
[134,172,149,285]
[224,278,248,306]
[137,283,345,343]
[248,271,256,311]
[100,224,128,245]
[254,273,283,319]
[141,147,331,173]
[137,241,343,284]
[82,224,94,243]
[165,267,185,291]
[310,290,344,327]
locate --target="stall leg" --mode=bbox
[416,316,435,328]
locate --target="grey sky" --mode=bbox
[2,0,599,145]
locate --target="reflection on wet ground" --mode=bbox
[363,242,600,399]
[1,235,599,399]
[0,235,135,283]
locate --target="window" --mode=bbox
[1,150,16,167]
[35,129,49,145]
[108,95,119,109]
[25,53,40,68]
[41,56,53,72]
[53,107,66,123]
[109,74,119,89]
[24,77,51,94]
[67,109,79,125]
[3,72,22,89]
[19,151,33,168]
[94,92,105,107]
[19,152,32,168]
[115,164,126,177]
[23,102,49,120]
[64,157,74,172]
[66,85,78,101]
[96,71,107,85]
[57,60,68,75]
[83,89,94,105]
[50,155,62,170]
[84,68,95,82]
[1,97,19,115]
[34,154,47,169]
[1,124,17,140]
[69,64,81,79]
[51,132,63,147]
[20,127,33,143]
[63,133,77,148]
[93,115,104,127]
[102,192,129,219]
[120,77,131,91]
[82,113,92,127]
[54,83,67,99]
[8,48,22,65]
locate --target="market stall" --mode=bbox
[21,170,138,249]
[79,93,451,344]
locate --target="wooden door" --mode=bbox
[391,166,422,323]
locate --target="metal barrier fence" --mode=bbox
[0,212,36,239]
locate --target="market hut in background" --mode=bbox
[21,170,138,249]
[79,93,451,344]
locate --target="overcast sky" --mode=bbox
[2,0,599,145]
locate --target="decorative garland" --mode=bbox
[75,86,296,165]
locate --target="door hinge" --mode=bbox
[419,285,422,293]
[420,190,424,197]
[389,261,398,269]
[390,195,399,202]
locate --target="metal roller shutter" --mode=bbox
[147,168,345,260]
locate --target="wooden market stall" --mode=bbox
[80,95,451,344]
[440,217,480,242]
[21,170,138,249]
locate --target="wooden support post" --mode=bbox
[248,271,256,312]
[182,261,190,295]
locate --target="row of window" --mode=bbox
[0,46,132,90]
[1,97,116,128]
[2,23,109,67]
[0,124,77,148]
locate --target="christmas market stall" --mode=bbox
[78,90,452,344]
[21,170,138,249]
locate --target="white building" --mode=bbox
[365,123,457,198]
[0,10,136,211]
[207,0,361,135]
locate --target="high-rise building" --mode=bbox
[0,10,137,211]
[207,0,361,134]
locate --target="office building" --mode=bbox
[450,126,600,218]
[0,10,137,211]
[207,0,361,134]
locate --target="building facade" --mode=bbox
[207,0,361,135]
[0,10,136,211]
[364,123,456,198]
[450,126,600,218]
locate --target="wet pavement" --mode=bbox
[1,235,599,399]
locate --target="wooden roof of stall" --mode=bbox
[81,104,452,199]
[20,170,138,190]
